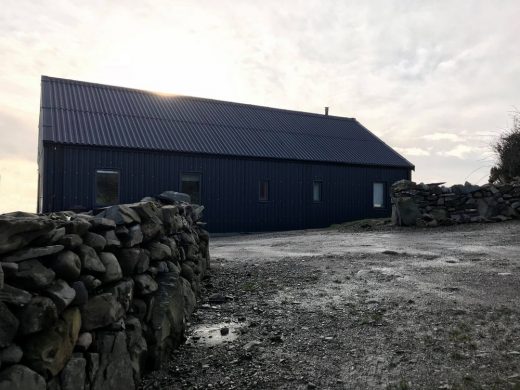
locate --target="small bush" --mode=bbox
[490,113,520,183]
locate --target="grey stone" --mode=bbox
[65,218,91,236]
[71,281,89,306]
[148,241,171,261]
[100,230,121,249]
[0,365,46,390]
[11,259,55,290]
[114,248,141,276]
[85,352,99,386]
[140,221,163,242]
[181,277,196,321]
[0,263,3,290]
[0,302,18,348]
[180,262,195,283]
[0,344,23,364]
[90,332,135,390]
[157,191,190,204]
[60,356,86,390]
[75,332,93,352]
[83,232,107,252]
[1,244,64,263]
[0,214,56,255]
[98,252,123,283]
[32,227,66,246]
[23,307,81,376]
[106,279,134,312]
[122,225,143,248]
[130,299,147,321]
[45,279,76,312]
[135,249,150,273]
[76,245,106,273]
[18,296,58,335]
[80,275,102,291]
[134,274,158,296]
[50,250,82,281]
[99,205,141,226]
[0,284,31,306]
[59,234,83,249]
[81,294,125,331]
[114,225,129,239]
[125,316,147,383]
[128,202,163,225]
[91,217,116,231]
[156,261,169,273]
[392,197,421,226]
[149,272,186,367]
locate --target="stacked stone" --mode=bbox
[391,178,520,226]
[0,199,209,390]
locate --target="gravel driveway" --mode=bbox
[142,220,520,390]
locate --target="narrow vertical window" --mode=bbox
[373,182,385,208]
[181,173,202,204]
[96,170,120,206]
[313,181,322,202]
[259,180,269,201]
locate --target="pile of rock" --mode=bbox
[391,178,520,226]
[0,199,209,390]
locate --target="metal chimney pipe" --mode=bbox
[325,106,329,116]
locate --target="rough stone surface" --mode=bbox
[0,344,23,364]
[0,284,31,306]
[44,279,77,312]
[99,205,141,226]
[114,248,141,276]
[134,274,158,296]
[50,250,82,281]
[83,232,107,252]
[123,225,143,248]
[100,230,121,248]
[148,241,171,261]
[98,252,123,283]
[18,296,58,335]
[0,302,19,348]
[11,259,55,290]
[0,364,46,390]
[90,332,135,390]
[70,281,89,306]
[23,307,81,376]
[81,294,125,331]
[60,355,86,390]
[1,244,64,263]
[125,317,147,383]
[106,279,134,312]
[76,245,106,273]
[59,234,83,249]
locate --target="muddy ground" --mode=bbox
[142,220,520,390]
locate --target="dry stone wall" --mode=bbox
[391,178,520,226]
[0,198,209,390]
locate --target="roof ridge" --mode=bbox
[41,75,357,122]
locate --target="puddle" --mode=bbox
[186,321,243,347]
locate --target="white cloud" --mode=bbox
[396,147,431,157]
[438,144,487,159]
[422,132,462,142]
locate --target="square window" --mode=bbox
[313,181,322,202]
[373,182,385,208]
[259,180,269,201]
[96,170,120,206]
[181,173,201,204]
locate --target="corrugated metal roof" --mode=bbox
[40,76,414,168]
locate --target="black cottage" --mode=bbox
[38,76,414,232]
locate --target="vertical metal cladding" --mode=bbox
[42,144,410,233]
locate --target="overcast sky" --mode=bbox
[1,0,519,213]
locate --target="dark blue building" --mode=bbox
[38,76,414,232]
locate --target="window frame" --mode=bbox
[312,180,323,203]
[373,181,386,209]
[179,172,202,205]
[258,180,270,202]
[94,169,121,207]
